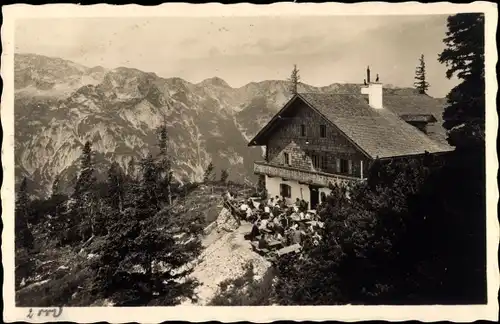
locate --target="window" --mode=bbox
[311,154,320,169]
[340,159,349,173]
[284,152,290,166]
[320,156,328,170]
[300,124,306,137]
[320,125,326,138]
[312,154,327,170]
[280,183,292,198]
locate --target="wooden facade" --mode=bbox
[264,99,370,180]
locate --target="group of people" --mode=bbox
[224,192,324,253]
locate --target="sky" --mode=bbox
[15,15,458,97]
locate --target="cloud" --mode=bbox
[15,15,456,97]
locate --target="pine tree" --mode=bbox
[48,174,68,235]
[437,13,487,302]
[156,124,173,205]
[414,54,430,94]
[93,186,204,306]
[51,174,61,197]
[438,13,485,148]
[220,169,229,183]
[15,177,34,250]
[70,141,98,241]
[203,161,215,183]
[287,64,300,95]
[138,153,161,217]
[107,162,125,212]
[127,157,137,180]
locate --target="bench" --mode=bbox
[268,240,284,250]
[250,241,270,254]
[277,243,302,256]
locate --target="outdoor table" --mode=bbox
[268,240,283,249]
[277,243,302,256]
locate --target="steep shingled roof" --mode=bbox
[249,92,453,159]
[382,94,449,145]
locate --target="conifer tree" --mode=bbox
[157,123,173,205]
[51,174,61,197]
[220,169,229,183]
[414,54,430,94]
[71,141,97,241]
[138,153,161,217]
[107,162,125,212]
[287,64,300,95]
[93,158,204,306]
[203,161,215,183]
[437,13,486,301]
[438,13,485,148]
[127,157,137,180]
[15,177,34,250]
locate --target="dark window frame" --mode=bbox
[340,159,349,173]
[311,154,320,169]
[284,152,290,166]
[280,183,292,198]
[320,155,327,170]
[320,125,327,138]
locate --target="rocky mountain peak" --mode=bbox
[198,77,231,89]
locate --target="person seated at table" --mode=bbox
[273,214,282,226]
[247,198,256,210]
[249,223,260,240]
[258,233,269,249]
[267,197,274,206]
[267,217,276,230]
[299,199,308,212]
[240,203,248,212]
[259,217,269,230]
[258,202,265,212]
[274,222,285,236]
[246,207,254,221]
[280,214,289,229]
[291,228,302,244]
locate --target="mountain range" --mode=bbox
[13,53,447,197]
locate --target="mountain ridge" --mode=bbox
[14,53,445,197]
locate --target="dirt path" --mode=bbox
[181,219,271,305]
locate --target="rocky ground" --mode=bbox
[181,208,271,305]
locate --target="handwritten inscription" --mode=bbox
[27,307,63,319]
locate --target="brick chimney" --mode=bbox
[361,67,383,109]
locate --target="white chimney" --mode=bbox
[361,68,383,109]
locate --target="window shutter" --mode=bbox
[348,160,353,175]
[336,158,341,173]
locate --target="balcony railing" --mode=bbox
[254,161,363,187]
